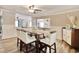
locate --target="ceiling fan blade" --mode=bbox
[35,9,42,11]
[33,9,42,14]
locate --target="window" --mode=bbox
[37,18,50,28]
[38,21,44,28]
[15,13,32,28]
[15,20,18,27]
[15,17,23,27]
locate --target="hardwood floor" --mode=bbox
[0,38,19,53]
[0,37,78,53]
[56,40,76,53]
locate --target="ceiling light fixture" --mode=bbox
[28,5,42,14]
[28,9,34,13]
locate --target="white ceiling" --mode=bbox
[0,5,79,17]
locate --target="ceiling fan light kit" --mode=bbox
[28,9,34,13]
[28,5,42,14]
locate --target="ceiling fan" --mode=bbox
[28,5,42,14]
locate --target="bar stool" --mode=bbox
[40,31,57,53]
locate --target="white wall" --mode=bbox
[2,10,17,39]
[1,9,33,39]
[33,11,79,40]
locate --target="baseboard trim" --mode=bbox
[1,37,17,41]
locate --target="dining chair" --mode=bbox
[40,31,57,53]
[17,31,36,53]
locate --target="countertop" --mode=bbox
[16,27,56,36]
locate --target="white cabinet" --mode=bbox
[66,30,71,45]
[63,29,67,42]
[63,29,71,45]
[63,28,79,49]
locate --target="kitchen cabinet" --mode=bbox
[62,28,79,49]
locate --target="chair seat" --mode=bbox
[21,36,36,44]
[40,32,56,53]
[18,31,36,44]
[40,32,56,46]
[40,38,51,45]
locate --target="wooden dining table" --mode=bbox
[17,27,56,53]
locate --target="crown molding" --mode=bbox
[33,8,79,17]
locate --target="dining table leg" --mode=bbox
[20,40,23,52]
[35,34,40,53]
[35,40,40,53]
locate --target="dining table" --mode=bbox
[16,27,56,53]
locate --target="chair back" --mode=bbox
[50,32,56,45]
